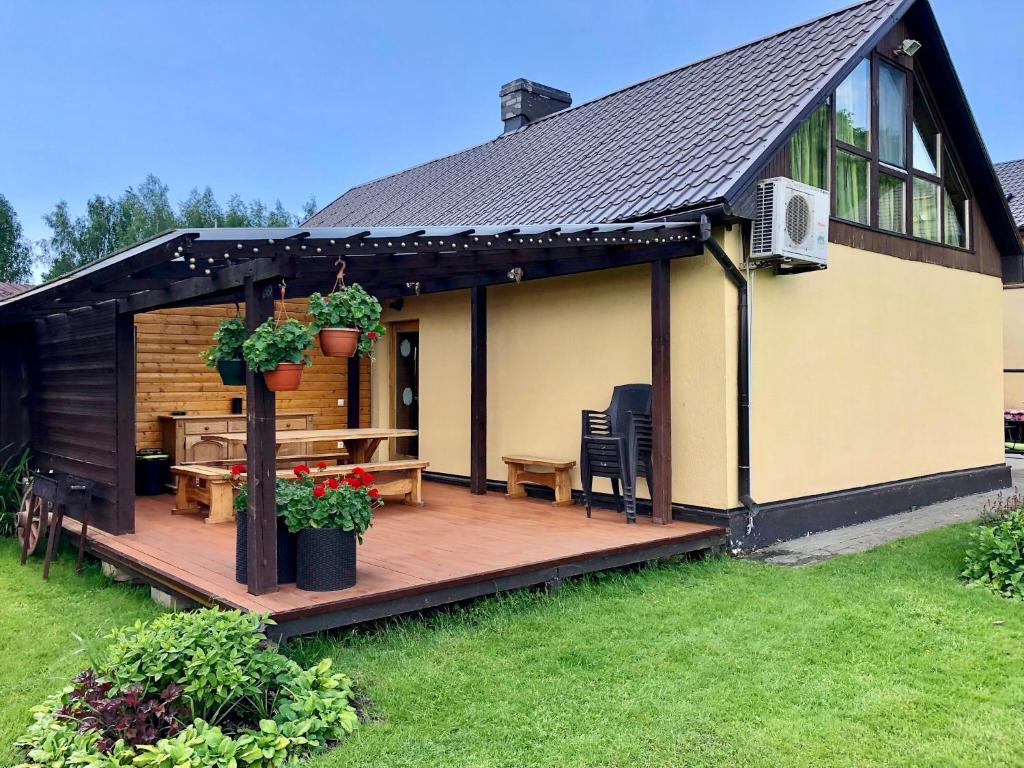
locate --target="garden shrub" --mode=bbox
[963,507,1024,600]
[16,609,358,768]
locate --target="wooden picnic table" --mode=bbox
[201,427,417,464]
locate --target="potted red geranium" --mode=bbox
[283,466,380,591]
[231,463,308,585]
[307,283,385,359]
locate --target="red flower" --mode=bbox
[366,331,379,341]
[354,467,374,485]
[343,476,362,489]
[368,488,380,499]
[326,477,340,489]
[317,461,329,470]
[312,485,326,499]
[294,464,311,478]
[230,464,246,477]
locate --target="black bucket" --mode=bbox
[235,512,298,585]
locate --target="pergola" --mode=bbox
[0,220,708,595]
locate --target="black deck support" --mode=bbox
[114,313,137,533]
[244,277,278,595]
[347,356,361,429]
[650,258,672,525]
[470,284,487,495]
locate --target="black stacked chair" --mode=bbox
[580,384,652,523]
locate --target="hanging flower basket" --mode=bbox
[262,362,305,392]
[201,315,247,386]
[308,263,386,359]
[242,287,315,393]
[317,328,360,358]
[216,359,247,386]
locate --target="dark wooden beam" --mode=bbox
[347,356,361,429]
[470,285,487,495]
[114,313,137,533]
[650,259,672,525]
[245,277,278,595]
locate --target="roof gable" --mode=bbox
[997,159,1024,229]
[309,0,905,228]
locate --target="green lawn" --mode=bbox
[3,526,1024,767]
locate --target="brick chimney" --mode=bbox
[500,79,572,133]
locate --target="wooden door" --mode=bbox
[390,321,419,458]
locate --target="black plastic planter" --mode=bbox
[235,513,298,585]
[216,359,247,387]
[296,528,357,591]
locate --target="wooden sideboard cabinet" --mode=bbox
[159,412,316,465]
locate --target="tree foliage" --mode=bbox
[39,175,316,281]
[0,193,35,283]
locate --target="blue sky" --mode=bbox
[2,0,1022,244]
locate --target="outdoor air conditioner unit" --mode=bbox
[749,177,829,268]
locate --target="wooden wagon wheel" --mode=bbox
[16,481,48,561]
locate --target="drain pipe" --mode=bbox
[699,215,761,533]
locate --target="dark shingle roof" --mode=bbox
[309,0,904,227]
[996,159,1024,229]
[0,282,29,300]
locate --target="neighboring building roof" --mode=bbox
[996,159,1024,230]
[309,0,905,227]
[0,282,30,300]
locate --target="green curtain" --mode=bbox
[790,101,830,190]
[878,175,905,233]
[836,151,869,224]
[913,177,940,241]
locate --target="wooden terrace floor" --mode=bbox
[64,482,726,639]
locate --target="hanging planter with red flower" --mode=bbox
[307,261,386,359]
[241,285,315,392]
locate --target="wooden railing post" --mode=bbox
[245,277,278,595]
[470,285,487,494]
[651,259,672,525]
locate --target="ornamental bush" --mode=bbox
[962,508,1024,600]
[241,318,314,373]
[16,609,359,768]
[200,316,247,367]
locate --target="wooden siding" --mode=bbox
[135,303,370,450]
[29,303,125,532]
[0,323,31,462]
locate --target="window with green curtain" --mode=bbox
[836,150,869,224]
[878,175,906,233]
[913,177,940,241]
[912,81,939,175]
[790,101,830,190]
[836,58,871,149]
[943,150,968,247]
[879,62,906,168]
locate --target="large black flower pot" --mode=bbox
[296,528,357,591]
[235,513,297,585]
[216,359,247,387]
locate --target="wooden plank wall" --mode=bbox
[135,302,371,449]
[30,303,123,531]
[0,323,32,462]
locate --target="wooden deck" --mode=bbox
[64,482,726,640]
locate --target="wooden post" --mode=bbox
[114,313,137,534]
[651,259,672,525]
[245,278,278,595]
[347,356,361,428]
[470,285,487,494]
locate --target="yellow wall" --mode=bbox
[750,244,1004,502]
[372,245,738,509]
[1003,286,1024,409]
[372,231,1002,510]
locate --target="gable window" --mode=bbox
[787,52,972,249]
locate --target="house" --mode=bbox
[0,0,1019,638]
[996,159,1024,408]
[0,282,30,299]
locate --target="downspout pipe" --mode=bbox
[699,215,761,533]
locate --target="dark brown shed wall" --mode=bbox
[30,303,133,533]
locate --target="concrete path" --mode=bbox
[753,457,1024,566]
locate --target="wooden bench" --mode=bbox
[502,455,576,507]
[171,459,430,524]
[171,464,236,524]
